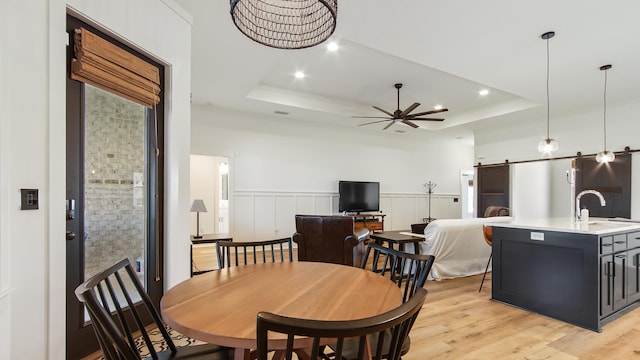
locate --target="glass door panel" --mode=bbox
[83,84,147,304]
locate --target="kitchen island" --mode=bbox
[490,218,640,331]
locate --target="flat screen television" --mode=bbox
[338,180,380,214]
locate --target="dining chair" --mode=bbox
[216,237,293,269]
[362,242,435,303]
[323,243,434,359]
[74,258,234,359]
[256,288,428,360]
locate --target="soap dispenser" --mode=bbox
[580,207,589,222]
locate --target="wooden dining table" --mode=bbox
[160,261,403,360]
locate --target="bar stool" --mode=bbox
[478,224,493,292]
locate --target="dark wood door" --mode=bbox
[65,15,165,359]
[575,154,631,218]
[477,164,510,217]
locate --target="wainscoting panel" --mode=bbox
[275,196,297,239]
[232,191,461,241]
[295,196,316,215]
[254,195,277,241]
[233,195,255,242]
[385,196,417,230]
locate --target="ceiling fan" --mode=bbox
[353,83,448,130]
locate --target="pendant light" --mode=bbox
[230,0,338,50]
[537,31,559,154]
[596,64,615,163]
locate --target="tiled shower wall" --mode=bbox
[84,85,146,279]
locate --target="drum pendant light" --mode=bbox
[596,64,615,163]
[538,31,559,154]
[230,0,338,50]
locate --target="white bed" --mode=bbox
[405,217,513,280]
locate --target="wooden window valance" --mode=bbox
[71,27,160,108]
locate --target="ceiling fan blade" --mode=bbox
[400,103,420,117]
[406,108,448,118]
[408,117,445,122]
[351,116,392,119]
[372,106,394,117]
[358,119,392,126]
[401,119,420,128]
[383,120,396,130]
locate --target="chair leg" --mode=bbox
[479,253,492,292]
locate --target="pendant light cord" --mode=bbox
[603,68,608,151]
[545,36,551,140]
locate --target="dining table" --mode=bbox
[160,261,403,360]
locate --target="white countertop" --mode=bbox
[489,217,640,235]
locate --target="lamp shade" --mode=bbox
[230,0,338,50]
[190,199,208,213]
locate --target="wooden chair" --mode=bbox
[362,242,435,303]
[256,288,428,360]
[215,237,293,269]
[74,258,234,360]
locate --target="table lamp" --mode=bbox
[190,199,207,239]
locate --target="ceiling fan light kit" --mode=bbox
[596,64,615,163]
[229,0,338,50]
[353,83,448,130]
[538,31,559,154]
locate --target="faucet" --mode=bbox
[576,190,606,221]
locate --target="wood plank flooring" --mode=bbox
[86,246,640,359]
[406,274,640,359]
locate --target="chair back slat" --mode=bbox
[256,288,428,360]
[216,237,293,269]
[75,259,176,360]
[362,243,435,303]
[76,259,234,359]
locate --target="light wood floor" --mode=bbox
[195,245,640,359]
[86,246,640,359]
[408,274,640,359]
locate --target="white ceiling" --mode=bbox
[176,0,640,141]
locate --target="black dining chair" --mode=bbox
[215,237,293,269]
[362,242,435,303]
[322,243,435,359]
[256,288,428,360]
[74,258,234,359]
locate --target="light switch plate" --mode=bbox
[20,188,39,210]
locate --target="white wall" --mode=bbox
[191,105,472,241]
[475,100,640,219]
[1,0,192,358]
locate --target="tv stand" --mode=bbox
[352,213,385,232]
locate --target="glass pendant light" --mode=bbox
[538,31,559,154]
[596,64,615,163]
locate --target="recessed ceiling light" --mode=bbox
[327,41,339,51]
[434,105,443,110]
[294,71,305,79]
[479,89,490,96]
